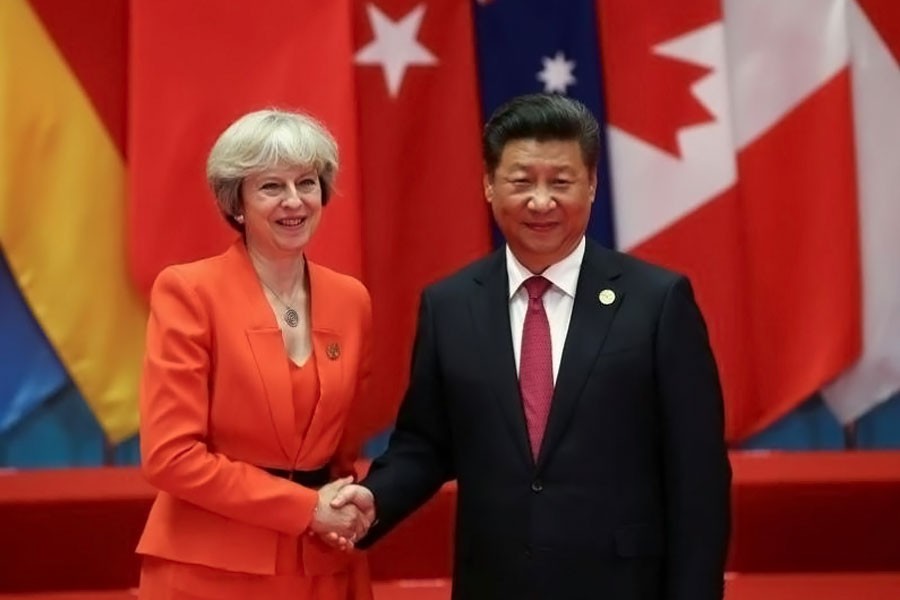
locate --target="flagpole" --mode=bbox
[842,420,858,449]
[102,438,116,466]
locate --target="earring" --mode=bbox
[234,214,245,224]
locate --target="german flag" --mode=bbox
[0,0,145,443]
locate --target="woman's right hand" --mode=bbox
[309,476,371,549]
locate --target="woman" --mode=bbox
[136,109,373,599]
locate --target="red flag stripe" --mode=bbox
[27,0,128,157]
[354,0,491,432]
[129,0,364,296]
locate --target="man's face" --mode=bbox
[485,138,595,273]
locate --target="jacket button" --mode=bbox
[531,479,543,493]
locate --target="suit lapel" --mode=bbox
[470,250,534,466]
[246,329,297,461]
[295,262,344,466]
[240,255,347,466]
[224,241,300,462]
[537,241,624,468]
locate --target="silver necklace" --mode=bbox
[259,275,302,328]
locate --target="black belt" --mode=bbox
[263,465,330,487]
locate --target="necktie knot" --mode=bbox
[523,276,552,301]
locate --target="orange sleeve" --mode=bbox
[140,267,318,535]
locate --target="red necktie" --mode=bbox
[519,276,553,459]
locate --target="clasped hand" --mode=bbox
[309,477,376,551]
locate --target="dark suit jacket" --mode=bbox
[362,239,731,600]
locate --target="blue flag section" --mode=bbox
[472,0,615,249]
[0,249,140,466]
[0,251,69,433]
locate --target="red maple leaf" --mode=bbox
[597,0,721,157]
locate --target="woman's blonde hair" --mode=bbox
[206,109,339,231]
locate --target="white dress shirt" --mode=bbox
[507,237,585,383]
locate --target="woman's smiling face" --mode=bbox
[239,164,323,258]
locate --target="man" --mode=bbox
[334,93,731,599]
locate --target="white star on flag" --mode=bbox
[355,3,438,98]
[537,51,576,94]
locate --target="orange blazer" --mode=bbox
[136,240,372,576]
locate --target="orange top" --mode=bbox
[275,355,324,575]
[290,354,319,440]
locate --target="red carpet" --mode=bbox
[2,575,900,600]
[2,452,900,597]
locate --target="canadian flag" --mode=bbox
[598,0,900,440]
[820,0,900,424]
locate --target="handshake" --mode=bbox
[309,477,376,550]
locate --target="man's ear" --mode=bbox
[483,173,494,203]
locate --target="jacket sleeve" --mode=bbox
[655,276,732,600]
[358,290,455,546]
[139,267,318,536]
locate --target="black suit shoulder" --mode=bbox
[588,240,685,289]
[421,248,504,300]
[420,240,695,316]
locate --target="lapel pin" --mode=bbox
[326,342,341,360]
[598,289,616,306]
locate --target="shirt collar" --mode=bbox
[506,236,586,300]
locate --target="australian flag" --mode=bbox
[473,0,616,249]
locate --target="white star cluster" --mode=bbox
[537,51,576,94]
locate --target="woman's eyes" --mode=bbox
[259,178,318,192]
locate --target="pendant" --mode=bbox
[283,308,300,328]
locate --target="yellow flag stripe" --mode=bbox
[0,0,147,442]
